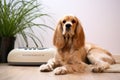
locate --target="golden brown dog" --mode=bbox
[39,15,115,75]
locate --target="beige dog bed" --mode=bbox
[8,48,120,73]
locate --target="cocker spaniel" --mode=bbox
[39,15,115,75]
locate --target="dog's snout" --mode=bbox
[66,24,71,29]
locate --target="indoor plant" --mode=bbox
[0,0,53,62]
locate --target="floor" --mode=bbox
[0,55,120,80]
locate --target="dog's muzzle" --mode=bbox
[66,23,71,31]
[62,22,72,35]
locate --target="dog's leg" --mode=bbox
[53,66,68,75]
[91,62,110,72]
[87,49,115,72]
[54,62,87,75]
[39,58,58,72]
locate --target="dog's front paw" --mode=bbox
[92,66,104,72]
[92,63,110,73]
[54,67,67,75]
[39,64,53,72]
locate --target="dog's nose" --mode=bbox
[66,24,71,29]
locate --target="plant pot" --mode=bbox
[0,37,16,63]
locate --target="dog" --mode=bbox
[39,15,116,75]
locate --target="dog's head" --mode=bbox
[60,15,78,37]
[53,15,85,49]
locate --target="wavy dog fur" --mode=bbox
[39,15,116,75]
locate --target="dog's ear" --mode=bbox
[53,20,65,49]
[73,18,85,49]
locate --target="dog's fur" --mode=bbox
[39,15,116,75]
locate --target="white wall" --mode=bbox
[15,0,120,54]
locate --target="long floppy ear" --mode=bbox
[53,20,65,49]
[73,19,85,49]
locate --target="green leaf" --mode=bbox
[0,0,53,47]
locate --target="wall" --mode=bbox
[15,0,120,54]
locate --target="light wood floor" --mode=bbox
[0,55,120,80]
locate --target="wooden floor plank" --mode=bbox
[0,55,120,80]
[0,64,120,80]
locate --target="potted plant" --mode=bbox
[0,0,53,63]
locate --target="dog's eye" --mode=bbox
[72,20,76,24]
[63,20,66,23]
